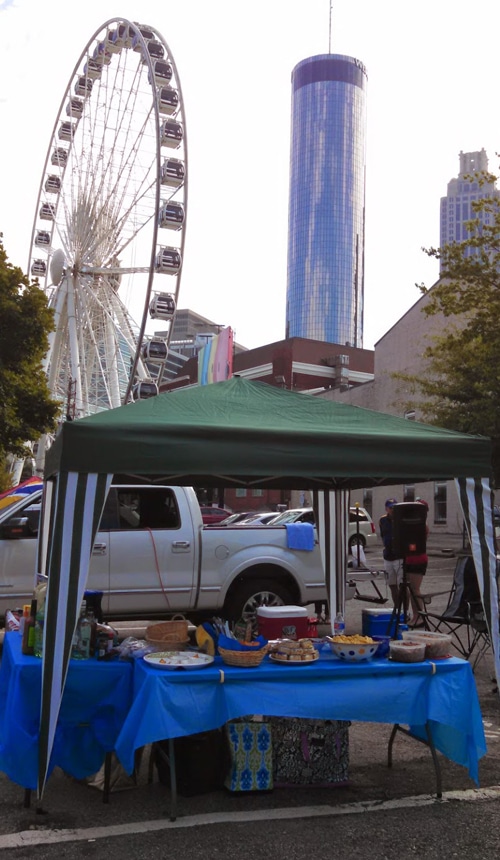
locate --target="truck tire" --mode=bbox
[224,579,295,623]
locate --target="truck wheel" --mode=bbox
[224,579,294,624]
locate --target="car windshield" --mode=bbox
[268,510,309,525]
[239,513,275,524]
[219,513,249,525]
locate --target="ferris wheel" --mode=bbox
[28,18,187,470]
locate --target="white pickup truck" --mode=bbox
[0,483,335,624]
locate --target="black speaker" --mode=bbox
[391,503,427,557]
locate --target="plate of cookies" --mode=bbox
[269,638,319,663]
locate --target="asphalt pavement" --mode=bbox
[1,534,499,859]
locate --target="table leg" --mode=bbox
[103,751,112,804]
[168,738,177,822]
[148,740,178,821]
[388,722,442,798]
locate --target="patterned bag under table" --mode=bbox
[224,720,273,792]
[269,717,350,787]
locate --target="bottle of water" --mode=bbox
[333,611,345,637]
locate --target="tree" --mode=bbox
[0,235,59,466]
[401,169,500,485]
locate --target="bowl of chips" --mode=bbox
[327,634,380,662]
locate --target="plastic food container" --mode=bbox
[389,639,426,663]
[401,630,452,658]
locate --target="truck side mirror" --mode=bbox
[0,517,33,539]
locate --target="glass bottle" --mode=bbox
[86,607,97,656]
[22,599,37,656]
[72,600,91,660]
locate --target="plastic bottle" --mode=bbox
[22,599,37,656]
[333,611,345,637]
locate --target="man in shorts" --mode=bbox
[379,498,404,606]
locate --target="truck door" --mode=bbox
[0,493,111,617]
[0,498,42,613]
[105,487,196,617]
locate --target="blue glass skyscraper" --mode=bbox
[286,54,367,346]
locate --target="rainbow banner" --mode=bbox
[0,476,44,511]
[198,327,234,385]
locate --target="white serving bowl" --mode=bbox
[330,641,380,662]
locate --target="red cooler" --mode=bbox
[257,605,309,640]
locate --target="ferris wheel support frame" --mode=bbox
[26,17,188,471]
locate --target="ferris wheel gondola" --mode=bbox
[28,17,188,471]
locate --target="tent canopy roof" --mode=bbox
[45,377,492,489]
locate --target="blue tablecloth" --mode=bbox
[115,651,487,783]
[0,633,133,790]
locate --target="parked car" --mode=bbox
[216,512,253,526]
[238,512,281,526]
[268,506,377,549]
[199,506,231,525]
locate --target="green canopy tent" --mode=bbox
[37,376,498,797]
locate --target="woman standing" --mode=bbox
[405,499,429,628]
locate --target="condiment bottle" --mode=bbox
[19,604,30,638]
[22,599,37,656]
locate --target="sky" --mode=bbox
[1,0,499,351]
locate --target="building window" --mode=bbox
[362,489,372,517]
[252,489,263,497]
[434,482,447,524]
[235,488,247,498]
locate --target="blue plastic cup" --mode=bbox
[372,634,391,658]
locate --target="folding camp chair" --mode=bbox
[417,554,491,669]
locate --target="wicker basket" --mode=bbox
[146,616,190,649]
[218,645,269,668]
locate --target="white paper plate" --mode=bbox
[143,650,214,670]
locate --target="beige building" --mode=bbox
[318,285,467,537]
